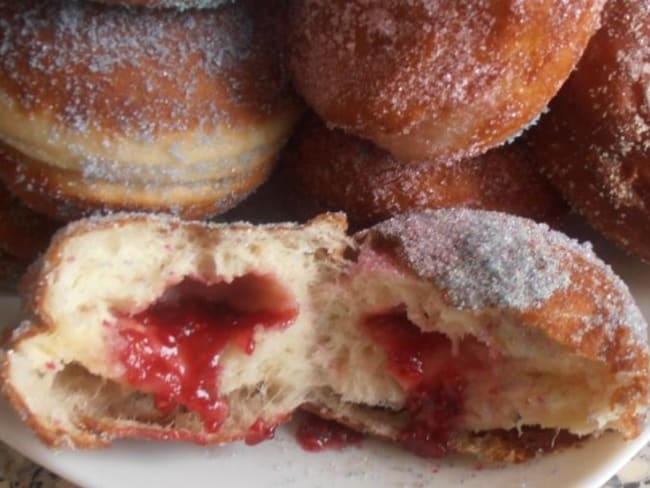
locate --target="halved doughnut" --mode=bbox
[2,210,647,462]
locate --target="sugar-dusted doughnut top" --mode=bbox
[364,208,647,353]
[289,0,605,162]
[0,0,293,138]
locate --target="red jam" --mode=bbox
[116,276,298,434]
[245,419,279,446]
[296,413,364,452]
[363,308,490,458]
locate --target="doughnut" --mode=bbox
[93,0,234,10]
[0,0,301,221]
[289,0,606,163]
[2,210,647,462]
[279,116,566,229]
[526,0,650,262]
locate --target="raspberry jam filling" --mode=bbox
[296,413,364,452]
[115,275,298,434]
[245,419,279,446]
[363,308,491,458]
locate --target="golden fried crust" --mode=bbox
[526,0,650,262]
[362,209,649,438]
[451,429,582,464]
[0,0,295,136]
[289,0,605,162]
[516,260,649,437]
[0,142,276,222]
[279,116,567,229]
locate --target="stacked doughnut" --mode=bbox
[289,0,605,162]
[526,0,650,262]
[280,116,566,229]
[0,0,300,222]
[280,0,605,226]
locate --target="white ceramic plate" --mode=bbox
[1,226,649,488]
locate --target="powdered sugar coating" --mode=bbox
[527,0,650,261]
[289,0,605,162]
[0,0,292,138]
[370,209,573,310]
[367,209,648,345]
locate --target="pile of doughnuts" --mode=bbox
[1,0,650,282]
[2,0,650,469]
[281,0,650,262]
[279,0,627,237]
